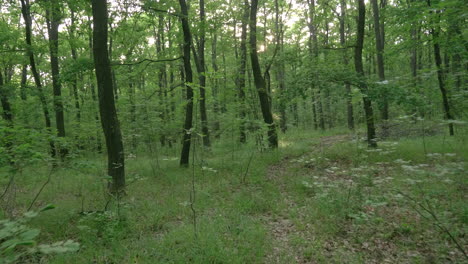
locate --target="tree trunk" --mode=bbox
[70,10,81,129]
[340,0,354,130]
[427,0,454,136]
[20,65,27,100]
[275,0,287,133]
[306,0,323,131]
[179,0,195,166]
[88,16,102,153]
[155,15,168,147]
[432,28,454,135]
[46,0,67,158]
[355,0,377,148]
[237,0,249,143]
[249,0,278,148]
[20,0,56,158]
[0,71,13,124]
[211,32,221,138]
[0,71,14,165]
[91,0,125,193]
[371,0,389,127]
[196,0,211,148]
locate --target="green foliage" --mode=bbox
[0,205,79,264]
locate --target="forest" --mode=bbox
[0,0,467,262]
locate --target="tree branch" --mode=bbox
[112,56,183,66]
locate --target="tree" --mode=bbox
[91,0,125,193]
[355,0,377,148]
[427,0,454,136]
[249,0,278,149]
[179,0,195,166]
[193,0,211,148]
[371,0,389,128]
[236,0,249,144]
[339,0,354,130]
[20,0,56,158]
[46,0,67,158]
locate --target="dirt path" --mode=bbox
[263,134,349,263]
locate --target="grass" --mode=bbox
[0,126,467,263]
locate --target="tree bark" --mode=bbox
[427,0,454,135]
[211,31,221,138]
[275,0,287,133]
[371,0,389,125]
[237,0,249,143]
[0,71,14,165]
[306,0,324,131]
[88,16,102,153]
[20,65,27,101]
[355,0,377,148]
[69,10,81,128]
[20,0,56,158]
[91,0,125,193]
[249,0,278,148]
[340,0,354,130]
[0,71,13,124]
[179,0,195,166]
[196,0,211,148]
[46,0,67,158]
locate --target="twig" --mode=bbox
[28,167,55,211]
[142,6,182,18]
[190,97,200,238]
[242,151,255,184]
[112,56,183,66]
[397,190,467,259]
[0,174,16,201]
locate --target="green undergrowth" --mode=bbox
[0,127,467,263]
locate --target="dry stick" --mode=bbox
[112,56,183,66]
[190,99,199,238]
[397,190,467,259]
[242,151,255,184]
[0,173,16,201]
[28,167,55,211]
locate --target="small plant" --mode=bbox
[0,205,79,264]
[77,210,127,244]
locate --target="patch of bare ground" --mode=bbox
[263,134,351,263]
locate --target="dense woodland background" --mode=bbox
[0,0,467,263]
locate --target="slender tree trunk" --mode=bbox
[249,0,278,148]
[371,0,389,129]
[432,26,454,135]
[20,65,27,101]
[88,16,102,153]
[0,71,13,124]
[155,15,168,147]
[311,91,318,130]
[427,0,454,135]
[0,71,14,165]
[340,0,354,130]
[237,1,249,143]
[69,9,83,149]
[91,0,125,193]
[355,0,377,148]
[179,0,195,166]
[275,0,287,133]
[306,0,324,131]
[196,0,211,148]
[20,0,56,158]
[46,0,67,158]
[211,32,221,138]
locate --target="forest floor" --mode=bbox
[1,126,467,263]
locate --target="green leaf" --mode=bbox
[19,229,40,240]
[38,240,80,254]
[39,204,56,212]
